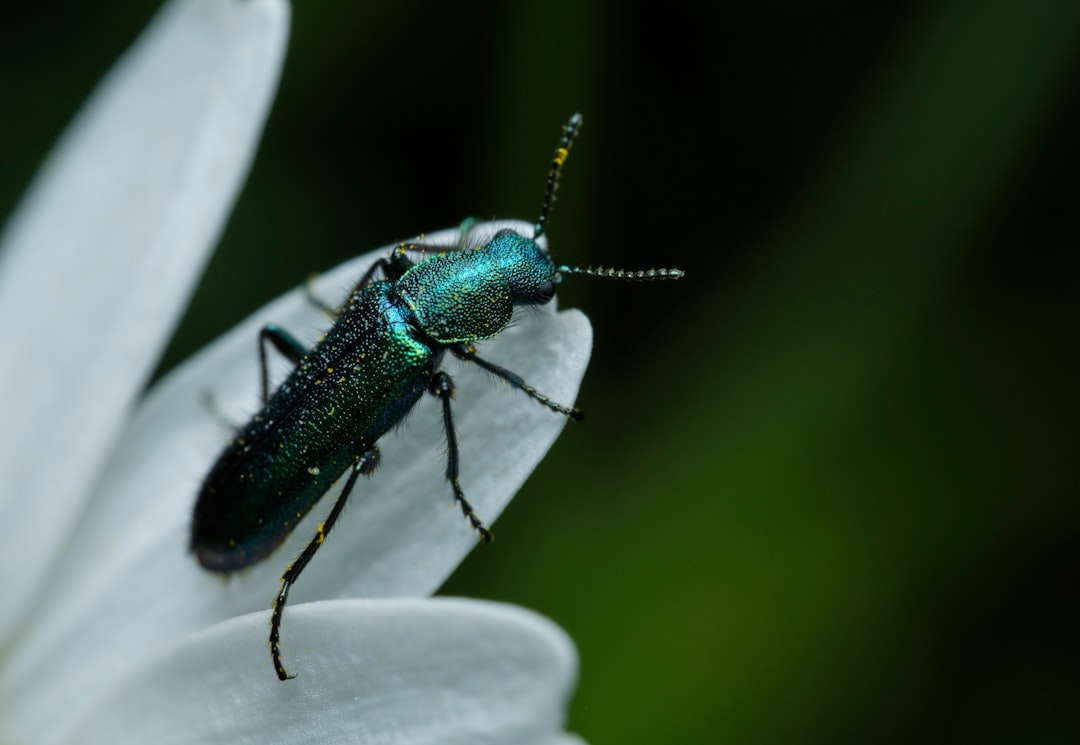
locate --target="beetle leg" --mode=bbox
[429,371,492,542]
[270,446,381,681]
[301,274,340,318]
[258,324,310,404]
[452,344,583,421]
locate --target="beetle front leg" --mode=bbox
[452,344,583,420]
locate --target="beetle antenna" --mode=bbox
[536,114,684,282]
[534,113,583,240]
[556,265,685,282]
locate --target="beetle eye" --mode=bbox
[533,280,556,304]
[493,227,517,239]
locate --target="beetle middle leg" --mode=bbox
[270,446,381,681]
[429,371,493,543]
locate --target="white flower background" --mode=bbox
[0,1,590,743]
[6,0,1080,743]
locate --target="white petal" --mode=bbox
[3,223,592,744]
[0,0,289,639]
[57,598,582,745]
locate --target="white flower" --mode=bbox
[0,1,589,743]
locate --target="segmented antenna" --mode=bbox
[556,265,686,281]
[534,113,584,240]
[537,114,684,283]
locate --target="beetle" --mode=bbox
[191,114,684,679]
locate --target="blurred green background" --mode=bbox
[3,1,1079,742]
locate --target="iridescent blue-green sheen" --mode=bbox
[191,113,685,681]
[396,231,556,342]
[191,230,555,572]
[192,281,432,570]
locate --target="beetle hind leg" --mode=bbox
[269,446,380,681]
